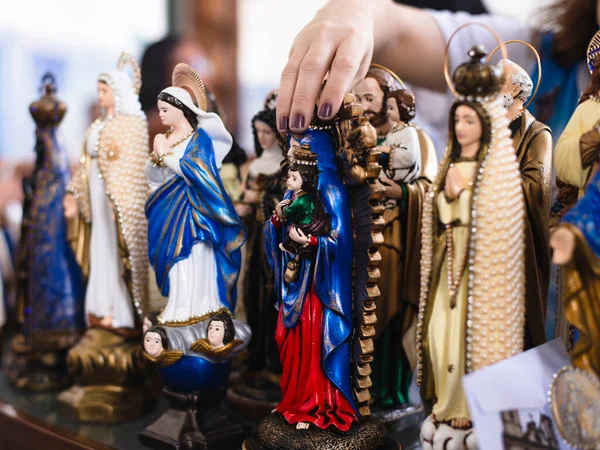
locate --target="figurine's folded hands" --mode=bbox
[63,193,78,219]
[153,133,168,158]
[444,164,467,201]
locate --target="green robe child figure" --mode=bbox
[273,144,329,282]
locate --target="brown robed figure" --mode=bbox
[496,56,552,349]
[352,65,438,407]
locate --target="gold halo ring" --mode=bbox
[443,22,507,97]
[488,40,541,109]
[369,63,405,89]
[172,63,208,112]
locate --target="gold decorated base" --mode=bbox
[57,384,149,423]
[5,334,72,392]
[57,327,152,423]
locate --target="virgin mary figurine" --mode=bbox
[7,74,85,392]
[244,96,397,450]
[417,44,526,448]
[58,52,151,423]
[140,64,250,450]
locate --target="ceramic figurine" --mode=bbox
[6,73,86,391]
[554,30,600,217]
[489,41,553,350]
[139,63,250,450]
[57,52,151,423]
[243,95,397,450]
[549,168,600,449]
[227,92,286,418]
[417,40,526,449]
[351,65,438,420]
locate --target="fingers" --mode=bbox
[287,38,337,132]
[277,44,310,133]
[318,34,372,120]
[295,228,306,238]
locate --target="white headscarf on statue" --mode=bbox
[98,52,145,119]
[160,86,233,169]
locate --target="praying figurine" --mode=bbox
[58,53,150,423]
[140,63,251,449]
[418,45,525,448]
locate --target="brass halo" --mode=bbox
[488,40,541,110]
[586,29,600,74]
[116,52,142,95]
[369,63,405,89]
[443,22,507,97]
[172,63,208,112]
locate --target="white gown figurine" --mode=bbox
[58,52,151,423]
[140,62,250,450]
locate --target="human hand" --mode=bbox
[277,0,375,133]
[550,226,576,265]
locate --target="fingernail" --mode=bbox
[318,103,333,119]
[278,116,289,131]
[290,114,305,130]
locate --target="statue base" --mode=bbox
[420,415,477,450]
[226,371,281,420]
[371,404,424,449]
[57,328,151,423]
[5,334,72,391]
[243,413,400,450]
[139,388,250,450]
[57,384,150,423]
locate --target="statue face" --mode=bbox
[157,99,186,128]
[286,170,303,192]
[499,64,524,121]
[97,82,114,110]
[207,320,226,348]
[255,120,276,151]
[352,77,387,128]
[386,97,401,124]
[454,105,482,149]
[144,331,164,358]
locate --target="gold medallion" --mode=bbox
[549,365,600,449]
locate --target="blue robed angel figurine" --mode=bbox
[141,64,250,449]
